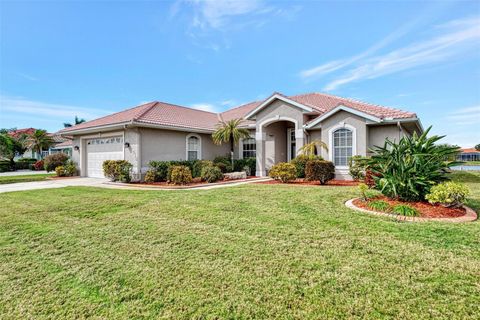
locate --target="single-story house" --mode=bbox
[60,92,423,180]
[9,128,73,159]
[457,148,480,161]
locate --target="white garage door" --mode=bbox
[86,136,124,178]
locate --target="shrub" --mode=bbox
[305,160,335,185]
[102,160,132,182]
[192,160,214,178]
[33,160,44,171]
[368,200,391,212]
[348,155,368,181]
[358,183,369,201]
[201,165,223,183]
[233,157,256,176]
[54,160,76,177]
[144,169,157,183]
[213,155,233,172]
[426,182,470,208]
[290,155,323,178]
[169,165,192,185]
[368,127,461,201]
[43,153,69,172]
[268,162,296,183]
[392,204,419,217]
[242,165,251,176]
[0,160,10,172]
[148,161,170,181]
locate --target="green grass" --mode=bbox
[462,161,480,166]
[0,173,55,184]
[0,172,479,319]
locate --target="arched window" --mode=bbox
[333,128,353,166]
[186,134,201,160]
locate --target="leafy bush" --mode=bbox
[368,200,391,212]
[15,158,37,170]
[233,157,256,176]
[269,162,297,183]
[192,160,214,178]
[201,165,224,183]
[33,160,44,171]
[148,161,170,181]
[426,182,470,208]
[348,155,368,181]
[169,165,192,185]
[102,160,132,182]
[368,127,461,201]
[213,155,233,173]
[242,165,251,176]
[392,204,419,217]
[0,160,10,172]
[358,183,369,201]
[290,155,323,178]
[144,169,157,183]
[54,161,76,177]
[43,153,69,172]
[305,160,335,185]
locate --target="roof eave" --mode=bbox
[245,93,313,120]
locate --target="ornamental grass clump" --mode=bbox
[426,181,470,208]
[269,162,297,183]
[368,127,461,201]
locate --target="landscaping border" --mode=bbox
[345,198,477,223]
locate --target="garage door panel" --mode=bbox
[86,136,124,178]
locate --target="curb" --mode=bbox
[345,198,477,223]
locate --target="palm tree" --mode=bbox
[25,129,55,159]
[298,139,328,158]
[212,119,251,166]
[64,116,86,128]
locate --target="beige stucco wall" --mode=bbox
[368,125,403,153]
[139,128,230,171]
[255,99,305,130]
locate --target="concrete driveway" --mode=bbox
[0,177,109,193]
[0,170,49,176]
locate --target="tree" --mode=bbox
[0,133,26,169]
[476,144,480,151]
[25,129,55,159]
[298,139,328,158]
[212,119,251,166]
[64,116,86,128]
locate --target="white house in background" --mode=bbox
[9,128,73,159]
[59,92,423,180]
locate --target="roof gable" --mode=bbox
[244,93,314,120]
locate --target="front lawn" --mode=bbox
[0,173,55,184]
[0,172,479,319]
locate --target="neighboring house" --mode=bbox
[60,92,423,180]
[9,128,73,159]
[457,148,480,161]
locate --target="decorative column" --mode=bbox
[255,131,266,176]
[295,128,305,158]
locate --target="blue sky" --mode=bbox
[1,0,479,147]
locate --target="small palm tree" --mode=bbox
[64,115,86,128]
[25,129,55,159]
[212,119,251,166]
[298,139,328,158]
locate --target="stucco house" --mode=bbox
[60,92,423,180]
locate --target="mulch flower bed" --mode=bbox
[256,179,359,187]
[353,196,466,218]
[130,176,259,188]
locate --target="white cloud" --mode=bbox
[17,73,38,81]
[190,103,218,112]
[321,16,480,91]
[0,95,105,120]
[447,105,480,125]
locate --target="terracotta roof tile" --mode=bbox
[60,92,417,133]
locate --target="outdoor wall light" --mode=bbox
[74,146,80,151]
[124,142,130,148]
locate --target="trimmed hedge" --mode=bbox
[201,165,223,183]
[269,162,297,183]
[103,160,133,182]
[305,160,335,185]
[290,155,323,178]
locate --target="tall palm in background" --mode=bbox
[298,139,328,158]
[64,116,86,128]
[26,129,55,159]
[212,119,251,166]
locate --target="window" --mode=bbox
[187,135,200,160]
[333,128,353,166]
[242,138,256,158]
